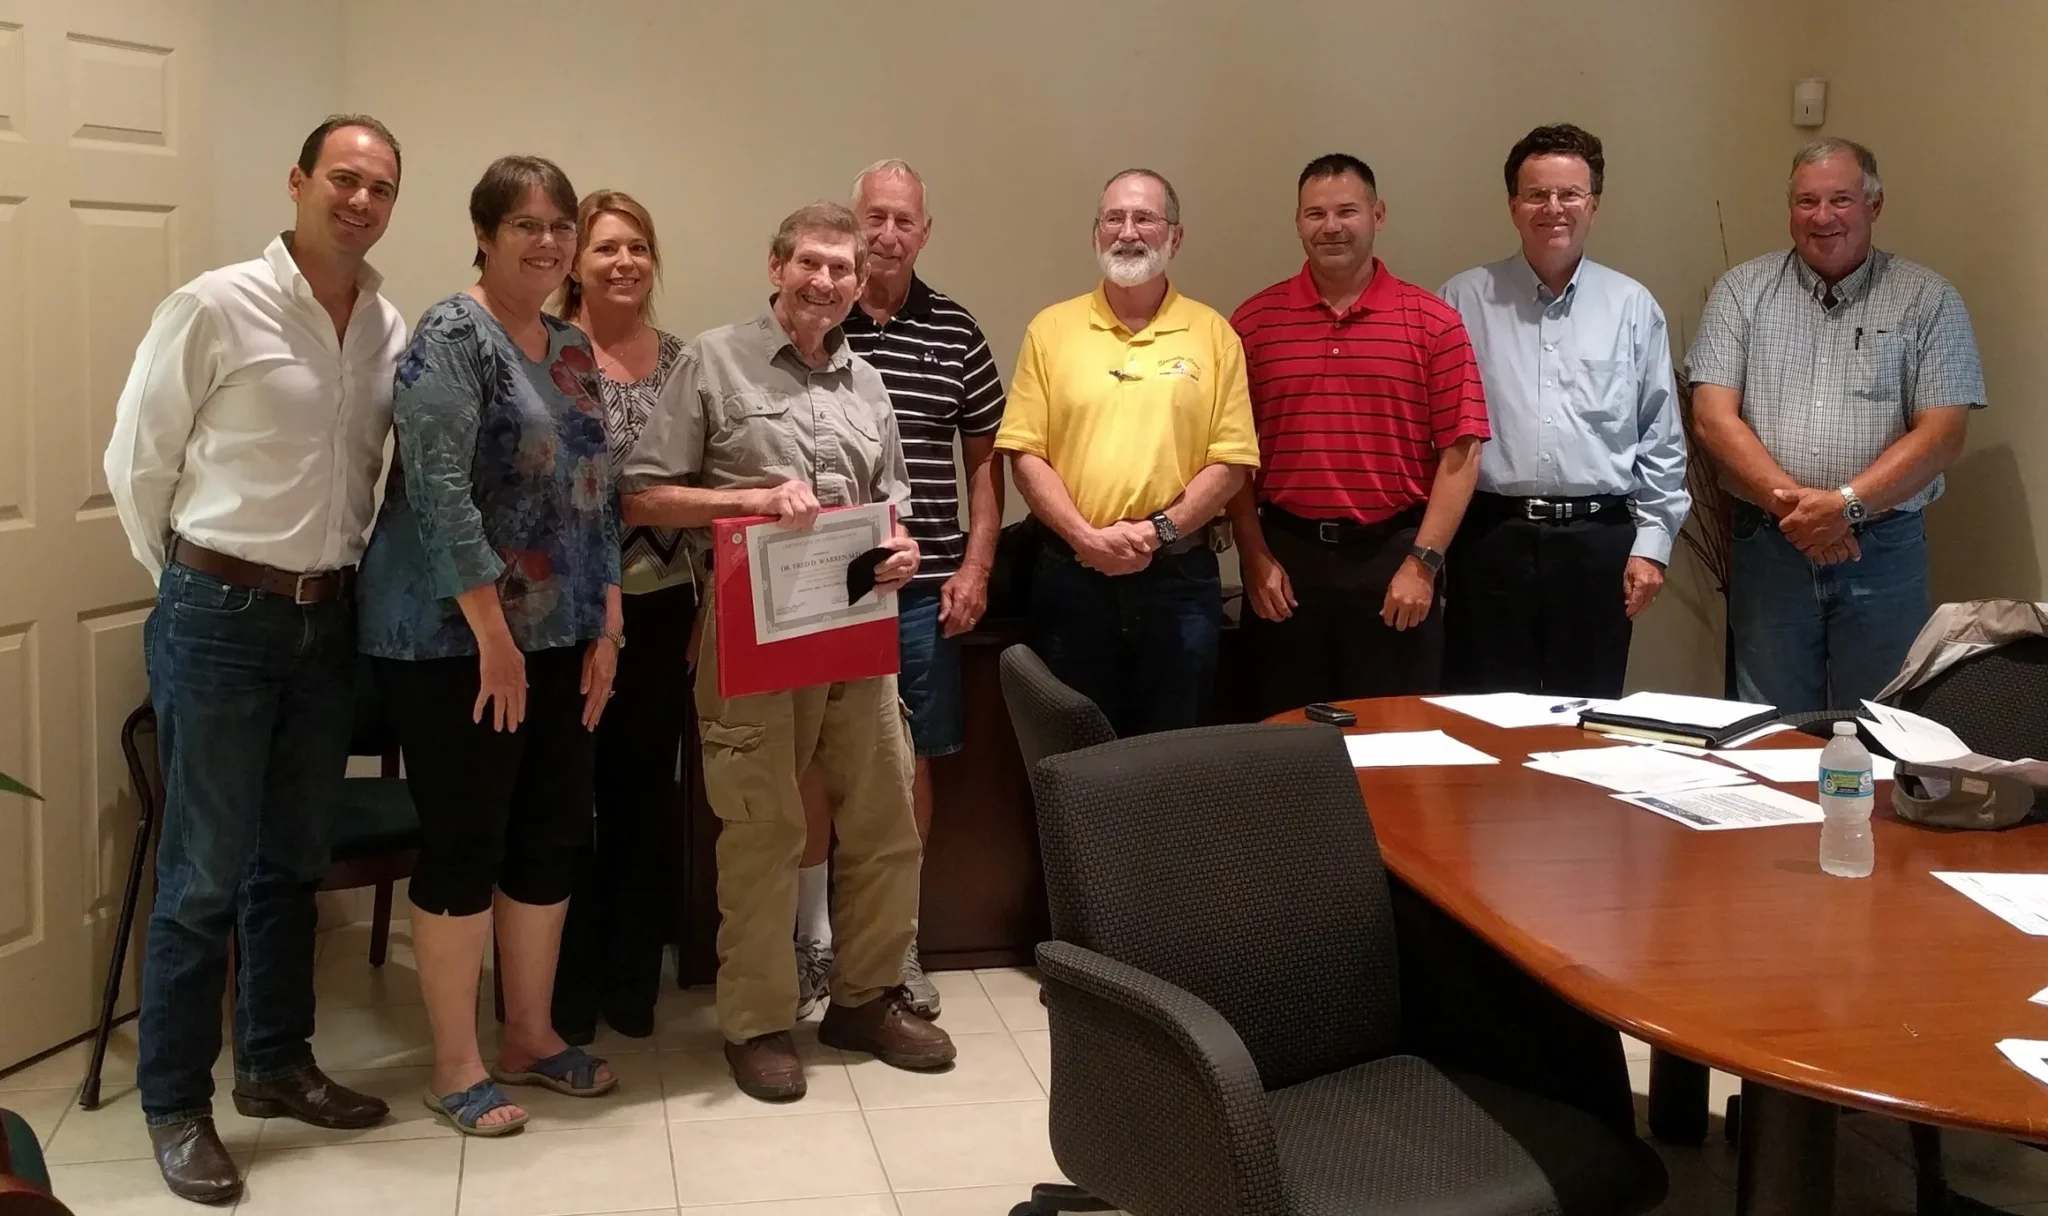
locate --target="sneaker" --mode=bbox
[795,937,834,1020]
[901,943,941,1019]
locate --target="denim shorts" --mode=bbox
[896,585,963,758]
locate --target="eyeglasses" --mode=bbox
[506,216,578,241]
[1515,187,1594,210]
[1098,210,1171,234]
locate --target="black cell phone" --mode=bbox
[1304,702,1357,727]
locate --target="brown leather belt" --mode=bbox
[170,538,356,604]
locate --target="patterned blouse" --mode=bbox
[597,329,692,592]
[359,293,621,660]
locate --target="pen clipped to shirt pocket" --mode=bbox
[1850,328,1909,403]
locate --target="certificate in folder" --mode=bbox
[712,502,900,699]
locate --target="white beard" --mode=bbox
[1097,239,1170,288]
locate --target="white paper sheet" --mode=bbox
[1859,700,1972,764]
[1998,1039,2048,1089]
[1931,872,2048,936]
[1713,748,1898,784]
[1598,692,1778,730]
[2029,985,2048,1007]
[1421,692,1617,729]
[1717,722,1796,748]
[1524,746,1751,794]
[743,504,897,643]
[1344,730,1499,769]
[1616,785,1826,831]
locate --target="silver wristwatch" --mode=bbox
[1839,485,1869,523]
[1150,512,1180,546]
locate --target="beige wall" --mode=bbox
[213,0,1832,706]
[329,0,1829,695]
[1813,1,2047,603]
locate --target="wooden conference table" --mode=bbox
[1268,696,2048,1216]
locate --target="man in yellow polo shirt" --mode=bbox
[996,167,1260,735]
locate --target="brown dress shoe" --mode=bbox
[819,991,957,1070]
[149,1116,243,1205]
[724,1032,807,1102]
[232,1062,389,1129]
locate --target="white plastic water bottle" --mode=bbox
[1819,721,1875,878]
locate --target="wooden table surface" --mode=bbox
[1269,696,2048,1141]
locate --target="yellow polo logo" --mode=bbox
[1157,356,1201,381]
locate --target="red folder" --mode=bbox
[712,508,901,699]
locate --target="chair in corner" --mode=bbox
[0,1106,73,1216]
[1015,722,1668,1216]
[82,658,421,1110]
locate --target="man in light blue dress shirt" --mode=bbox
[1438,124,1689,697]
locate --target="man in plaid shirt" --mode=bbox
[1687,137,1985,712]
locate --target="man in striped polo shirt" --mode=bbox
[791,160,1005,1019]
[1226,153,1489,719]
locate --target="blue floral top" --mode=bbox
[358,293,620,660]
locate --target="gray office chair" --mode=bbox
[998,643,1116,770]
[1022,723,1668,1216]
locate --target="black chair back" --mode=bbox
[998,644,1115,769]
[1032,723,1402,1091]
[1899,635,2048,761]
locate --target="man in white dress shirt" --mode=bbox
[103,115,408,1204]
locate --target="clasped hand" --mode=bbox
[1074,519,1161,576]
[1772,487,1861,565]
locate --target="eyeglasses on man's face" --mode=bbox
[1515,187,1594,210]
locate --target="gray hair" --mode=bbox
[1790,137,1882,202]
[1101,167,1181,225]
[851,159,929,216]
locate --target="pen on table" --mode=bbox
[1550,699,1591,713]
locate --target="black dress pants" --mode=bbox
[1240,507,1443,721]
[1444,494,1636,699]
[552,580,697,1031]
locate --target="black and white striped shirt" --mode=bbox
[841,276,1005,587]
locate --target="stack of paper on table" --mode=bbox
[1616,786,1827,831]
[1422,692,1617,729]
[1525,746,1752,793]
[1343,731,1499,769]
[1713,748,1898,784]
[1931,872,2048,935]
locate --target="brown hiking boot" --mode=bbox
[818,991,957,1070]
[724,1032,806,1102]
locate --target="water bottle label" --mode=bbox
[1820,767,1873,797]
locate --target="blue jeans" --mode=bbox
[896,586,963,758]
[138,563,357,1126]
[1029,543,1222,737]
[1729,504,1931,713]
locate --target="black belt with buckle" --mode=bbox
[1478,493,1631,524]
[1260,504,1424,546]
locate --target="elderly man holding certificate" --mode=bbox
[621,202,956,1102]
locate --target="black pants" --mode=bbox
[1030,542,1223,737]
[374,645,596,917]
[553,581,697,1029]
[1240,509,1443,720]
[1444,494,1636,699]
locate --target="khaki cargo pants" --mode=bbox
[695,591,922,1043]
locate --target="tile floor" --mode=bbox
[7,923,2048,1215]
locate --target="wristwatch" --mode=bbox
[1149,512,1180,546]
[1839,485,1869,523]
[602,629,627,651]
[1408,544,1446,574]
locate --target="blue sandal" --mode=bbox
[421,1079,528,1137]
[491,1045,616,1098]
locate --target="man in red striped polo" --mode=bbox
[1225,154,1489,718]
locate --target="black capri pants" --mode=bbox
[374,643,596,916]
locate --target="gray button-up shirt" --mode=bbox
[1685,247,1985,512]
[619,307,913,555]
[1439,255,1690,563]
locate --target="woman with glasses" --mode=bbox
[358,155,621,1135]
[547,190,696,1046]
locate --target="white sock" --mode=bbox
[797,864,832,948]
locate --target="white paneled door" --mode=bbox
[0,0,210,1070]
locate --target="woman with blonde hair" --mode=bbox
[549,190,698,1044]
